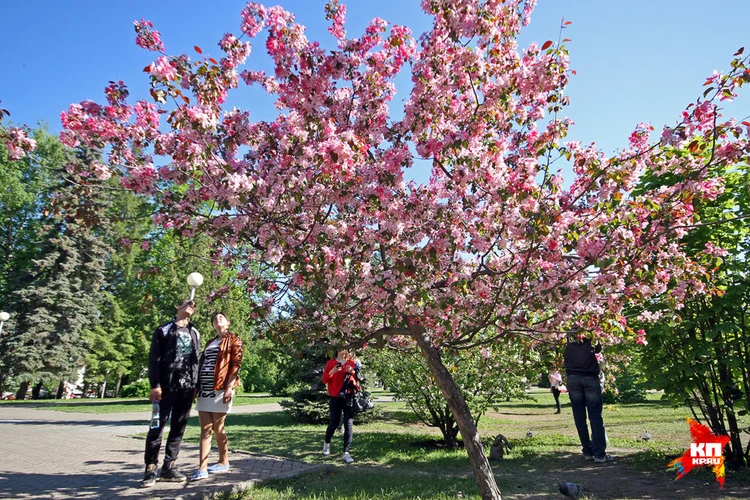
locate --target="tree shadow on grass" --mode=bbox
[0,398,148,409]
[257,449,749,500]
[0,417,146,427]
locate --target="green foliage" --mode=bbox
[278,345,381,425]
[178,391,750,500]
[602,365,647,404]
[635,160,750,467]
[278,345,335,424]
[0,128,60,300]
[120,379,151,398]
[0,131,257,398]
[2,146,110,394]
[368,340,528,446]
[239,337,290,393]
[96,185,254,391]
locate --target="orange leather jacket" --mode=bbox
[199,333,244,391]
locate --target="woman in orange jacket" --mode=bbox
[190,312,244,481]
[321,349,359,463]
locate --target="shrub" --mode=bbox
[368,339,529,446]
[121,379,151,398]
[279,345,381,424]
[603,368,647,404]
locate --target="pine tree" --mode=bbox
[4,146,109,397]
[0,129,63,394]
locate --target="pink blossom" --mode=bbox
[134,19,164,52]
[148,56,178,81]
[91,162,112,181]
[703,242,728,257]
[4,127,36,160]
[240,3,267,37]
[325,0,347,40]
[635,329,648,346]
[61,2,750,431]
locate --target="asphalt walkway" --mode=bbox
[0,403,323,499]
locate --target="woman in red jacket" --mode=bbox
[190,312,244,481]
[321,349,359,463]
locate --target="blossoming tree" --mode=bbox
[60,1,750,498]
[0,103,36,160]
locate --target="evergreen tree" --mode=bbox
[4,146,109,397]
[278,343,333,424]
[0,128,61,299]
[0,129,62,393]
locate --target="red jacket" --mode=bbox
[322,359,359,397]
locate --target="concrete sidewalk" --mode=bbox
[0,404,323,499]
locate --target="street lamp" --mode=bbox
[0,311,9,335]
[186,272,204,300]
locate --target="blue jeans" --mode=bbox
[567,374,606,459]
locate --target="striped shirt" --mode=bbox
[199,339,220,398]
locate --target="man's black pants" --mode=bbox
[144,388,194,467]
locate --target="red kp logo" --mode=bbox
[668,418,730,488]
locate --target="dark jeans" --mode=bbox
[551,387,561,412]
[325,396,354,453]
[567,374,606,459]
[144,388,194,467]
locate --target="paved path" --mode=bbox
[0,403,323,499]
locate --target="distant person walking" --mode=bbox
[564,331,612,464]
[548,365,563,414]
[322,349,359,464]
[190,312,244,481]
[142,299,201,488]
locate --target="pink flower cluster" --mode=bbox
[3,127,36,160]
[325,0,347,40]
[134,19,165,52]
[148,56,178,81]
[60,0,750,355]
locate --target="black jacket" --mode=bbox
[148,320,201,392]
[564,337,601,377]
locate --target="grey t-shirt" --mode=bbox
[172,326,194,390]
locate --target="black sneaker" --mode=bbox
[160,464,187,482]
[141,464,157,488]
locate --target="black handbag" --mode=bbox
[354,390,374,412]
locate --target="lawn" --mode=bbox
[0,392,282,413]
[180,390,750,500]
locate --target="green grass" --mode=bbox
[181,390,750,500]
[0,393,282,413]
[0,397,154,413]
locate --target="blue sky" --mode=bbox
[2,0,748,170]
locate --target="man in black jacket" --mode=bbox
[564,331,612,464]
[141,299,201,488]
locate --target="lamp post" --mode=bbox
[0,311,8,336]
[186,272,204,300]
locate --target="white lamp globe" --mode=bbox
[187,272,204,288]
[0,312,9,322]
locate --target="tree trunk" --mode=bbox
[56,379,65,399]
[114,376,123,398]
[717,356,746,468]
[15,380,29,400]
[100,380,107,399]
[31,380,43,399]
[411,322,501,500]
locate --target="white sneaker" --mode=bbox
[342,452,354,464]
[322,442,330,456]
